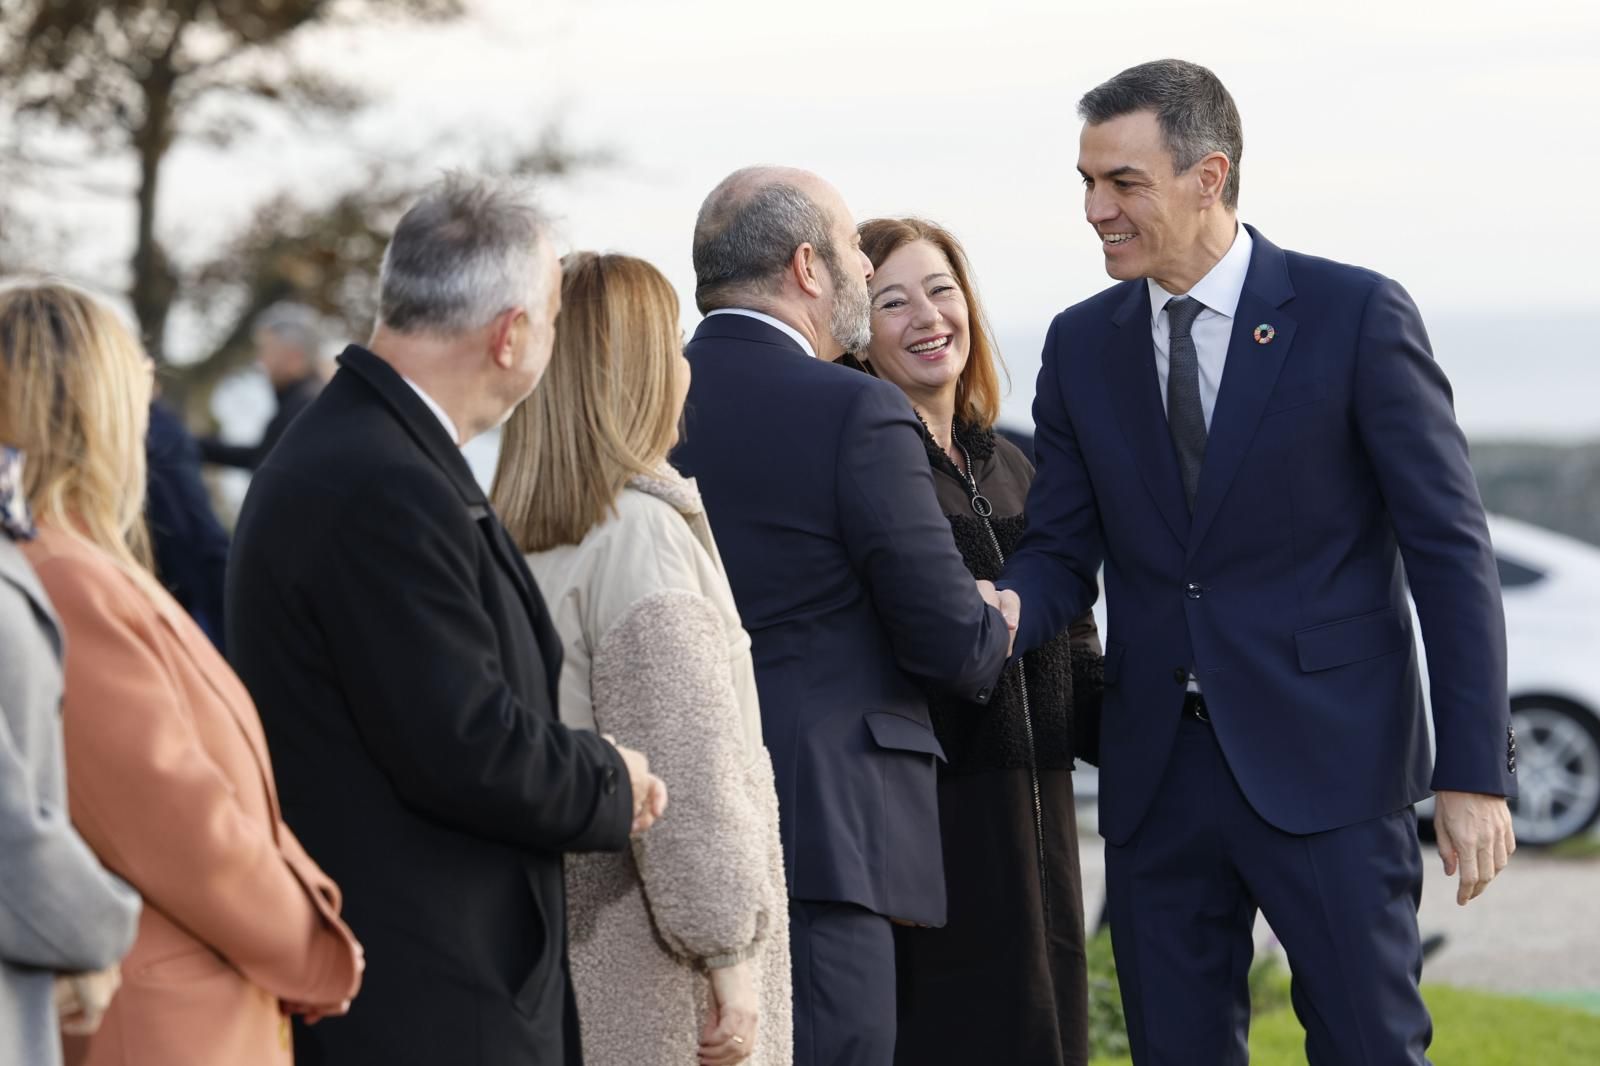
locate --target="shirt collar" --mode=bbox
[1147,222,1254,324]
[705,308,818,359]
[400,376,462,447]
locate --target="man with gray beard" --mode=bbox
[672,167,1016,1066]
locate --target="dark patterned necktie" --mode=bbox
[1164,296,1208,510]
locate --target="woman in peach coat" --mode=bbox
[0,280,363,1066]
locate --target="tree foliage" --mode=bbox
[0,0,592,416]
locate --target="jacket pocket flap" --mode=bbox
[1294,608,1407,672]
[864,712,946,761]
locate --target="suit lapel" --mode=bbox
[1187,228,1298,559]
[1103,283,1192,546]
[337,346,561,692]
[474,505,562,699]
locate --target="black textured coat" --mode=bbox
[920,421,1103,774]
[892,418,1103,1066]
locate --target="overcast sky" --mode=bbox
[91,0,1600,439]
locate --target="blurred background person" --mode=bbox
[227,176,662,1066]
[0,442,141,1066]
[494,252,789,1066]
[198,301,326,471]
[846,219,1101,1066]
[1,280,364,1066]
[145,395,231,649]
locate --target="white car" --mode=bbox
[1074,514,1600,846]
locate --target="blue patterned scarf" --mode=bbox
[0,446,35,540]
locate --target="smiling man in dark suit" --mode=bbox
[999,60,1517,1064]
[227,175,666,1066]
[673,166,1015,1066]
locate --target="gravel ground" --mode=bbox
[1075,814,1600,996]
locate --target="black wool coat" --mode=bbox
[226,345,633,1066]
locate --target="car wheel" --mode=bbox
[1507,697,1600,846]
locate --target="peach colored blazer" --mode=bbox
[23,527,361,1066]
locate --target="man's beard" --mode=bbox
[823,248,873,355]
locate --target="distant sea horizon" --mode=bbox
[993,311,1599,446]
[207,311,1597,514]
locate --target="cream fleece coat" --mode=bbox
[524,467,792,1065]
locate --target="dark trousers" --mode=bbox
[790,900,896,1066]
[1106,715,1432,1065]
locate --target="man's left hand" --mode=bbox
[1433,789,1515,906]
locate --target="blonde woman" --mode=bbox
[0,281,364,1066]
[493,253,790,1066]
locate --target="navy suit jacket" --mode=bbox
[673,313,1010,926]
[1001,227,1516,845]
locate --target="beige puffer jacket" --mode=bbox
[523,466,792,1066]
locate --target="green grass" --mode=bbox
[1090,980,1600,1065]
[1548,833,1600,860]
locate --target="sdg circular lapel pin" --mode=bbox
[1253,323,1276,345]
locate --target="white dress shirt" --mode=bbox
[1147,224,1254,431]
[402,376,462,447]
[705,308,817,359]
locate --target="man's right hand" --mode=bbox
[977,579,1020,656]
[609,738,668,835]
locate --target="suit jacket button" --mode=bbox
[1173,668,1188,685]
[976,687,991,703]
[603,767,618,795]
[1185,582,1203,600]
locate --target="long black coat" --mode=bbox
[892,419,1103,1066]
[226,345,633,1066]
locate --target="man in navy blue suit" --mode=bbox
[673,166,1015,1065]
[1000,61,1517,1063]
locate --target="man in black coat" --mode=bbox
[226,175,666,1066]
[672,167,1016,1066]
[198,302,325,471]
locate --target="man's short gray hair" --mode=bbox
[252,301,322,358]
[378,173,551,336]
[1078,59,1244,210]
[692,171,835,314]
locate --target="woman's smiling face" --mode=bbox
[865,239,969,405]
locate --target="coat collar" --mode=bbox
[334,344,487,507]
[0,534,60,656]
[690,311,814,360]
[627,465,704,516]
[334,344,555,682]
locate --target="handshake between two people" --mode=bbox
[605,734,670,836]
[976,579,1021,658]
